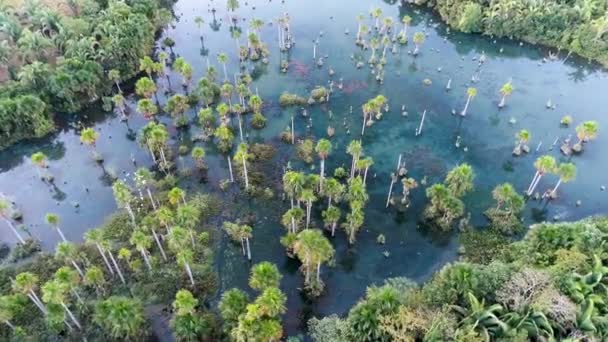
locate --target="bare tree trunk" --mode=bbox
[126,204,136,227]
[291,116,295,144]
[363,166,369,184]
[3,219,25,244]
[185,262,195,286]
[146,188,157,210]
[319,159,325,191]
[57,227,68,242]
[331,222,337,237]
[151,229,167,261]
[107,250,126,285]
[245,238,251,261]
[140,249,152,271]
[316,261,321,282]
[240,239,246,256]
[71,259,84,278]
[242,154,249,189]
[227,156,235,182]
[62,303,81,329]
[97,244,115,275]
[27,292,47,315]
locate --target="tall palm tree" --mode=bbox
[194,16,205,37]
[139,56,156,77]
[84,266,106,296]
[347,140,363,179]
[574,121,599,152]
[283,171,306,208]
[112,94,126,117]
[42,280,81,329]
[322,206,341,237]
[12,272,46,315]
[281,207,304,234]
[130,229,153,271]
[84,228,116,279]
[108,69,122,93]
[249,262,281,291]
[398,15,412,43]
[135,77,157,99]
[217,53,229,82]
[461,87,477,116]
[323,177,344,208]
[176,204,200,247]
[45,213,67,242]
[356,14,365,42]
[112,180,136,225]
[412,32,425,55]
[191,147,206,169]
[234,143,251,189]
[357,157,374,184]
[299,189,317,229]
[445,163,475,198]
[223,221,253,260]
[526,155,557,195]
[343,201,364,244]
[168,187,187,207]
[134,168,158,210]
[551,163,576,197]
[294,229,334,287]
[137,99,158,120]
[141,216,167,261]
[54,266,83,304]
[168,227,196,285]
[55,241,84,277]
[371,7,383,30]
[173,289,198,317]
[164,94,190,125]
[94,296,145,339]
[401,177,418,205]
[0,295,18,331]
[498,81,513,108]
[315,139,332,190]
[0,198,25,244]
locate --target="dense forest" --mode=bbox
[0,0,172,149]
[412,0,608,65]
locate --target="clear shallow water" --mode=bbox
[1,0,608,336]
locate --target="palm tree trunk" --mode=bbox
[306,202,311,229]
[146,188,157,210]
[320,159,325,191]
[327,196,332,209]
[331,222,337,237]
[148,144,157,163]
[126,204,136,227]
[61,302,81,329]
[151,229,167,261]
[361,114,367,135]
[241,154,249,189]
[223,64,228,82]
[238,114,244,141]
[386,179,395,208]
[527,171,540,194]
[70,259,84,278]
[227,156,235,182]
[185,262,195,285]
[71,288,83,305]
[461,95,471,116]
[316,261,321,282]
[140,249,152,271]
[551,179,563,196]
[529,174,544,196]
[499,95,506,108]
[357,23,362,40]
[188,229,195,248]
[96,244,115,276]
[57,227,68,242]
[27,292,47,315]
[240,239,246,256]
[363,166,369,184]
[4,320,15,331]
[107,249,126,285]
[245,238,251,261]
[3,218,25,244]
[291,115,295,144]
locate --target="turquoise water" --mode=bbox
[1,0,608,336]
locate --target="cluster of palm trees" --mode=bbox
[526,155,577,199]
[361,95,388,135]
[424,163,475,231]
[219,262,286,341]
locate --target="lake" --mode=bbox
[1,0,607,336]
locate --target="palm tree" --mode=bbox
[167,227,197,285]
[191,147,206,169]
[323,177,344,208]
[176,204,199,247]
[281,207,305,234]
[299,189,317,229]
[347,140,363,179]
[424,184,464,231]
[135,77,157,98]
[249,262,281,291]
[526,155,557,196]
[371,7,383,30]
[137,99,158,120]
[84,229,118,280]
[551,163,576,197]
[112,94,126,117]
[461,87,477,116]
[573,121,599,152]
[169,187,187,207]
[346,176,369,204]
[41,280,81,329]
[139,56,156,77]
[0,198,25,244]
[94,296,145,339]
[12,272,46,315]
[401,177,418,205]
[357,157,374,184]
[130,229,153,271]
[112,180,136,225]
[356,14,365,42]
[451,292,508,339]
[108,69,122,93]
[217,53,229,82]
[173,289,198,317]
[343,201,364,244]
[141,216,167,261]
[164,94,190,125]
[0,295,19,331]
[215,124,235,153]
[514,129,530,155]
[398,15,412,43]
[223,221,253,260]
[80,127,100,160]
[322,206,341,237]
[234,143,251,189]
[498,81,513,108]
[84,266,106,296]
[315,139,332,191]
[55,241,85,277]
[194,16,204,37]
[445,163,475,198]
[31,151,48,179]
[54,266,83,304]
[412,32,425,55]
[294,229,334,289]
[368,37,379,64]
[45,213,67,242]
[283,171,306,208]
[134,168,158,210]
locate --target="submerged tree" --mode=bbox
[551,162,576,198]
[573,121,599,153]
[322,206,341,237]
[294,229,334,297]
[223,221,253,260]
[460,87,477,116]
[315,139,332,191]
[526,155,556,196]
[412,32,425,55]
[498,81,513,108]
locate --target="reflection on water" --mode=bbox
[1,0,607,336]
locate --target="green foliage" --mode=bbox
[0,95,53,149]
[94,296,146,339]
[279,92,307,106]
